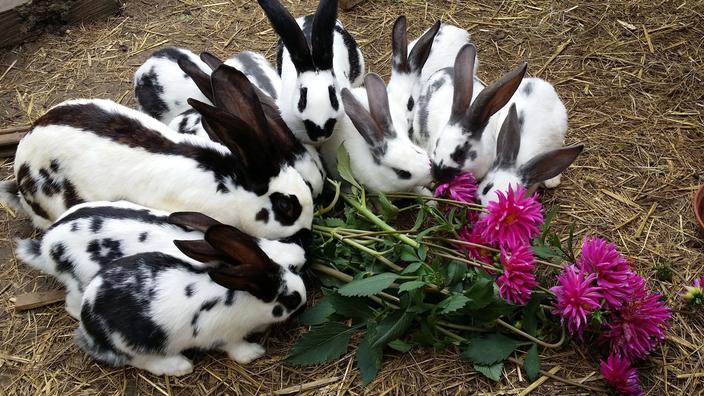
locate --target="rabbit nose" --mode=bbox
[303,119,337,142]
[431,162,460,183]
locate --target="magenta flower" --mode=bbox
[550,265,602,336]
[478,184,543,249]
[683,275,704,305]
[457,226,494,265]
[603,287,671,361]
[434,171,477,203]
[600,355,644,396]
[577,236,632,309]
[497,244,537,305]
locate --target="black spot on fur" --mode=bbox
[191,297,220,336]
[521,81,533,96]
[153,47,188,62]
[407,96,415,112]
[272,305,284,317]
[51,205,169,231]
[139,232,148,242]
[49,242,80,287]
[50,159,60,172]
[26,239,42,257]
[235,52,278,100]
[224,289,236,306]
[277,291,302,312]
[335,25,362,83]
[135,67,168,120]
[392,168,412,180]
[302,119,336,142]
[270,192,302,226]
[482,182,494,196]
[200,297,220,312]
[90,217,104,233]
[185,283,195,297]
[38,168,62,196]
[70,222,80,232]
[450,141,472,166]
[417,70,451,140]
[62,179,84,209]
[328,85,339,111]
[256,208,269,223]
[297,87,308,112]
[86,238,124,265]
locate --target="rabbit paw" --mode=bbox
[225,342,265,364]
[543,175,561,189]
[131,354,194,376]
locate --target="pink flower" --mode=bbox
[457,226,494,265]
[603,285,671,361]
[497,244,537,305]
[683,275,704,305]
[577,237,632,309]
[550,265,602,336]
[434,171,477,203]
[600,355,644,396]
[478,184,543,249]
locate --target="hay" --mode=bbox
[1,0,703,394]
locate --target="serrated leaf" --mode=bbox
[298,298,335,325]
[417,245,428,261]
[462,333,524,365]
[376,191,399,221]
[399,245,419,262]
[466,300,516,323]
[464,273,495,310]
[388,339,412,353]
[336,145,362,189]
[474,362,503,382]
[398,280,427,293]
[401,261,423,274]
[522,295,542,336]
[357,332,383,385]
[287,322,356,365]
[338,273,398,297]
[328,293,374,320]
[323,217,346,227]
[370,311,415,349]
[524,344,540,381]
[442,260,467,287]
[437,294,470,315]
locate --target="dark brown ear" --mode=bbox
[200,51,224,70]
[494,104,521,169]
[466,62,527,129]
[210,64,270,138]
[520,144,584,186]
[364,73,395,135]
[450,44,477,124]
[178,58,213,102]
[186,98,255,158]
[341,88,384,147]
[391,16,409,73]
[174,239,227,263]
[168,212,221,233]
[204,224,274,270]
[208,264,279,302]
[407,20,441,73]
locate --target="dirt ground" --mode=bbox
[1,0,703,394]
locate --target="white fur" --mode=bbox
[14,99,313,238]
[409,24,478,85]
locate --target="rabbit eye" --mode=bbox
[407,97,414,111]
[298,87,308,112]
[392,168,412,180]
[328,85,339,110]
[270,192,302,226]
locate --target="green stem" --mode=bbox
[311,262,400,307]
[322,228,404,272]
[314,179,341,216]
[342,194,420,249]
[372,192,485,210]
[494,319,566,348]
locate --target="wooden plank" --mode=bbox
[12,290,66,311]
[0,0,121,49]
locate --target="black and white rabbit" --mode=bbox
[134,48,211,124]
[16,201,308,319]
[408,23,478,85]
[258,0,365,144]
[2,66,313,239]
[320,73,432,193]
[74,222,306,375]
[413,44,527,182]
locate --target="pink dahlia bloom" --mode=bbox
[577,236,632,309]
[550,265,602,336]
[600,355,644,396]
[603,286,671,361]
[683,275,704,304]
[478,184,543,249]
[434,171,478,203]
[497,244,537,305]
[457,226,494,265]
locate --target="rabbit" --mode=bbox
[320,73,432,193]
[413,44,527,182]
[386,17,441,139]
[15,201,308,319]
[74,222,307,376]
[476,103,583,207]
[3,65,313,239]
[408,23,478,85]
[171,55,326,198]
[134,48,212,124]
[257,0,365,145]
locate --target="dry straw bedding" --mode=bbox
[0,0,703,394]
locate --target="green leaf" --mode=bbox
[437,294,470,315]
[388,339,412,353]
[399,245,419,262]
[462,333,524,365]
[398,280,427,293]
[401,261,423,274]
[298,298,335,325]
[323,217,346,227]
[466,300,515,323]
[474,362,504,382]
[524,344,540,381]
[370,311,415,349]
[287,322,356,365]
[338,273,398,297]
[328,294,374,320]
[522,295,542,336]
[376,191,399,221]
[336,145,362,189]
[357,332,383,385]
[417,245,428,261]
[464,273,495,310]
[442,260,468,287]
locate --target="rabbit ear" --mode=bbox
[207,264,279,302]
[465,62,527,130]
[177,58,213,102]
[407,20,441,73]
[200,51,224,70]
[205,224,275,269]
[210,64,270,135]
[257,0,314,73]
[341,88,384,147]
[520,144,584,186]
[450,44,477,124]
[365,73,395,135]
[494,104,522,169]
[168,212,221,233]
[174,239,227,264]
[311,0,337,70]
[391,16,409,73]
